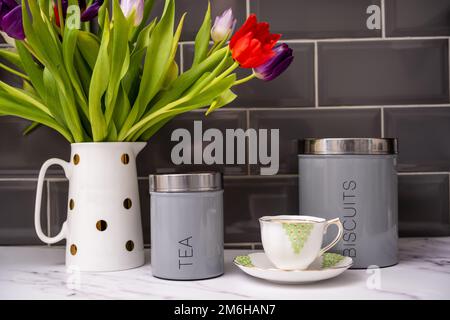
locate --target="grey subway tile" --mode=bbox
[398,174,450,237]
[385,107,450,172]
[249,109,381,174]
[0,117,70,176]
[0,180,46,245]
[183,43,315,108]
[223,176,299,243]
[318,40,449,106]
[224,243,253,250]
[48,180,68,240]
[139,178,150,245]
[0,67,21,87]
[137,110,248,176]
[386,0,450,37]
[151,0,247,41]
[251,0,381,39]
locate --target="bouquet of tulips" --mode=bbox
[0,0,293,143]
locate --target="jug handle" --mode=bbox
[34,158,70,244]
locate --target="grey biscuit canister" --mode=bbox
[298,138,398,268]
[149,172,224,280]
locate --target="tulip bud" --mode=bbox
[254,44,293,81]
[81,0,104,22]
[211,8,236,42]
[0,0,24,40]
[120,0,144,26]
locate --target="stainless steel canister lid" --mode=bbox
[299,138,398,155]
[149,172,223,192]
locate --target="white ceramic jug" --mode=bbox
[34,142,146,272]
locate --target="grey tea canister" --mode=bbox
[149,172,224,280]
[298,138,398,268]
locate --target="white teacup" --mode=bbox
[260,215,344,270]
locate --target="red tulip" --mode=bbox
[229,14,280,69]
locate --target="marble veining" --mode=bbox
[0,238,449,300]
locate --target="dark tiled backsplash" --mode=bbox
[251,0,382,39]
[385,0,450,37]
[318,40,449,106]
[1,0,450,245]
[398,174,450,237]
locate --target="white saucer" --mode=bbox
[233,252,352,284]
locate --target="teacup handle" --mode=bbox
[319,218,344,256]
[34,158,71,244]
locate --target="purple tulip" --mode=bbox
[211,8,236,42]
[254,43,293,81]
[0,0,24,40]
[120,0,144,26]
[81,0,104,22]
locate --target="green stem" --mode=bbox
[234,72,256,86]
[22,41,45,66]
[0,62,30,81]
[207,41,220,56]
[57,0,65,36]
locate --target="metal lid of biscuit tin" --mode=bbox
[299,138,398,155]
[149,172,223,193]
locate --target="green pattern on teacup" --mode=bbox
[235,255,254,267]
[282,223,314,254]
[322,253,345,269]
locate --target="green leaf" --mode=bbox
[15,42,45,99]
[63,28,89,118]
[77,31,100,70]
[139,117,172,141]
[22,1,85,142]
[74,48,92,96]
[133,18,157,54]
[162,61,179,89]
[98,0,111,31]
[192,2,211,66]
[0,91,73,142]
[23,122,41,136]
[149,47,229,113]
[206,89,237,115]
[0,49,24,70]
[118,0,175,140]
[131,0,155,42]
[0,81,51,116]
[128,74,236,140]
[42,68,66,126]
[105,0,131,126]
[113,84,131,129]
[89,12,111,141]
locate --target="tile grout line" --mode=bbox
[246,109,251,176]
[448,38,450,100]
[381,0,386,38]
[46,180,51,247]
[205,104,450,112]
[179,43,184,73]
[397,172,450,176]
[179,36,449,46]
[314,41,319,108]
[0,178,38,181]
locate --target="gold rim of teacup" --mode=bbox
[259,215,326,224]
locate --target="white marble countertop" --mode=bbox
[0,238,449,300]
